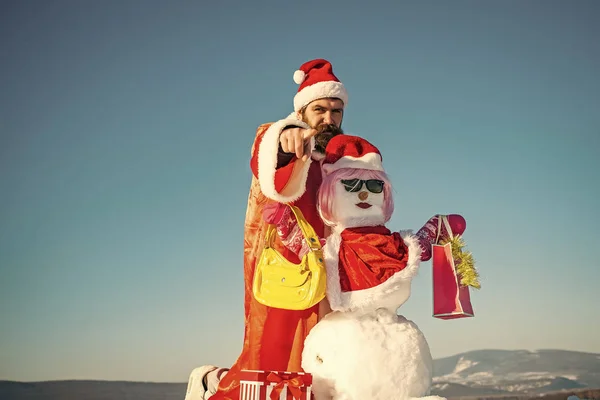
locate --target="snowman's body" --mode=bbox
[300,147,445,399]
[302,309,442,400]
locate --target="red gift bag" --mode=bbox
[432,216,475,319]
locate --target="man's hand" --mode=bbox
[280,127,318,161]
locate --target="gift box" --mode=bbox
[239,370,313,400]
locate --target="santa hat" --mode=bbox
[293,59,348,112]
[322,135,383,175]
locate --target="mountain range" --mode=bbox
[1,349,599,399]
[431,349,600,398]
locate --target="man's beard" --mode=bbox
[313,124,344,154]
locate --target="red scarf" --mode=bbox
[338,226,409,292]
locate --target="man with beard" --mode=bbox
[190,59,348,400]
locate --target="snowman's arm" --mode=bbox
[415,214,467,261]
[250,118,313,203]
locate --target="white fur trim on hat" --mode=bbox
[257,114,314,203]
[294,81,348,112]
[322,153,383,175]
[324,229,422,313]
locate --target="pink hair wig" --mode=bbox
[318,167,394,226]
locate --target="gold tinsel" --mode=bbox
[439,235,481,289]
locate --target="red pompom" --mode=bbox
[447,214,466,236]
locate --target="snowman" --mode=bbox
[304,135,463,400]
[262,135,465,400]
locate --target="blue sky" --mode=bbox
[1,0,599,383]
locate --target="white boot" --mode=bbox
[184,365,228,400]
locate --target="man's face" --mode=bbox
[301,98,344,129]
[301,98,345,153]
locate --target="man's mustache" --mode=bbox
[315,123,343,136]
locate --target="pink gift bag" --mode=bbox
[432,216,474,319]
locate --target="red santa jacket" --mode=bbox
[211,115,324,399]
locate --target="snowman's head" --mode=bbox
[318,167,394,229]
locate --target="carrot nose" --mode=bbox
[358,191,368,201]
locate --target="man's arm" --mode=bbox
[249,116,315,203]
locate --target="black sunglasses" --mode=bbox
[341,179,385,193]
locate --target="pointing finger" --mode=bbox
[302,128,318,140]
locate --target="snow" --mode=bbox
[467,371,494,380]
[506,372,578,381]
[434,370,578,387]
[501,379,557,392]
[453,356,479,374]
